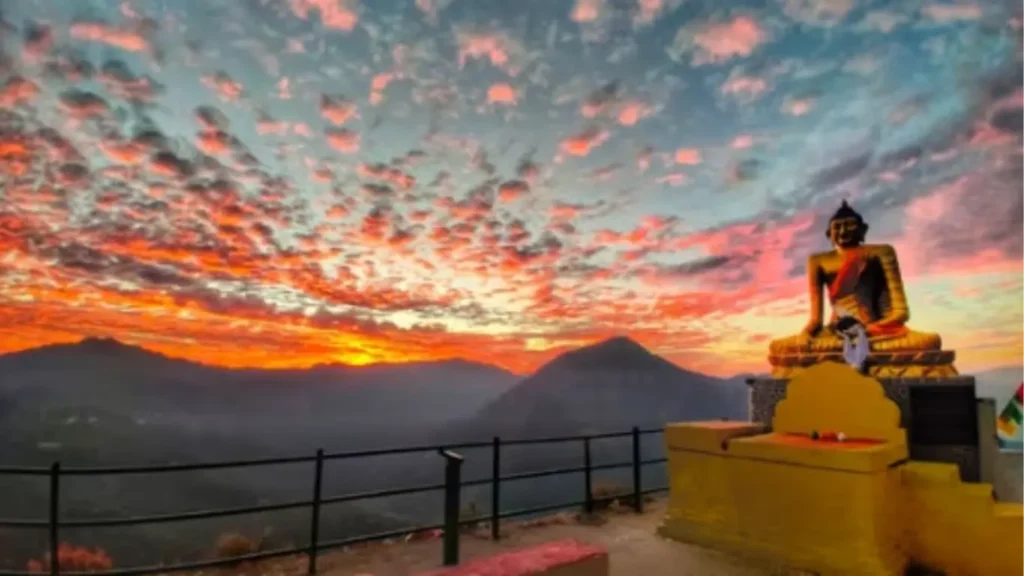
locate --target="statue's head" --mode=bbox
[826,200,868,248]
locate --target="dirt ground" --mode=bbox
[206,498,795,576]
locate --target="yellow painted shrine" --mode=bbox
[658,362,1024,576]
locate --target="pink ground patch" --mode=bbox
[417,539,607,576]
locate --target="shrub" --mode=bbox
[591,482,629,511]
[26,544,113,573]
[214,532,263,559]
[459,501,482,532]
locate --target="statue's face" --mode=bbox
[829,217,864,248]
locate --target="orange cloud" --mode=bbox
[325,128,361,153]
[560,127,610,157]
[0,76,39,108]
[922,3,983,22]
[357,163,416,190]
[571,0,604,22]
[720,73,768,100]
[69,22,149,52]
[498,179,530,202]
[202,72,244,101]
[320,94,358,125]
[656,173,688,187]
[196,130,233,155]
[634,0,682,26]
[288,0,359,31]
[487,83,517,105]
[676,16,767,65]
[782,95,816,116]
[369,72,394,105]
[617,101,653,126]
[730,134,754,149]
[456,30,524,75]
[256,115,288,135]
[674,147,702,165]
[99,140,138,164]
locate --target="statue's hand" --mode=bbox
[801,322,823,339]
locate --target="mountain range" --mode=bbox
[0,335,748,567]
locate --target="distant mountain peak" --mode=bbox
[74,337,155,356]
[543,335,667,373]
[587,336,649,354]
[79,336,129,349]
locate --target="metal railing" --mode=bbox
[0,427,668,576]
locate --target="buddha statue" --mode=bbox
[768,201,957,379]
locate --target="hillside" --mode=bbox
[0,338,519,567]
[0,336,748,568]
[422,337,748,517]
[439,336,748,441]
[0,338,520,463]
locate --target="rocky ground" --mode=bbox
[180,498,806,576]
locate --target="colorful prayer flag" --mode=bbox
[996,382,1023,439]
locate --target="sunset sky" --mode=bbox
[0,0,1021,376]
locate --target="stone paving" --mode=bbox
[214,499,798,576]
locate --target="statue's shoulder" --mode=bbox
[808,250,835,261]
[863,243,898,257]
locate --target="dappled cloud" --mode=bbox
[0,0,1020,376]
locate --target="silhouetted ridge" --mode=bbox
[436,335,749,442]
[548,336,668,372]
[77,337,141,354]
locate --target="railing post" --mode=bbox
[631,427,643,513]
[583,437,593,515]
[490,436,501,540]
[307,449,324,575]
[49,462,60,576]
[440,449,464,566]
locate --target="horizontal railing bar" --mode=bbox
[0,428,667,477]
[500,434,600,446]
[2,465,668,527]
[56,455,316,476]
[641,485,669,495]
[575,430,632,440]
[6,544,307,576]
[321,482,446,506]
[459,476,493,489]
[499,428,664,446]
[498,499,588,520]
[589,460,633,472]
[56,498,311,528]
[323,441,490,461]
[640,457,668,465]
[0,466,50,476]
[0,517,48,528]
[500,465,587,482]
[318,522,444,551]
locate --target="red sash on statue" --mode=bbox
[828,249,907,338]
[828,250,865,302]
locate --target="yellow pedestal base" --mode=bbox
[660,424,908,575]
[660,363,1024,576]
